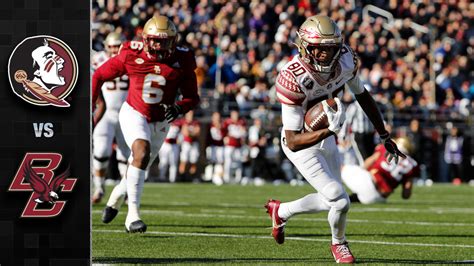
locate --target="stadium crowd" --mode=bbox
[92,0,474,184]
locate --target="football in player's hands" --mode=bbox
[304,98,337,132]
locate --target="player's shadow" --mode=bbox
[348,232,474,238]
[155,223,311,229]
[359,258,474,264]
[94,257,323,264]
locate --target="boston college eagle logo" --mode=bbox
[8,35,78,107]
[9,153,77,218]
[23,163,70,204]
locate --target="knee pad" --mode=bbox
[93,156,109,171]
[321,181,350,212]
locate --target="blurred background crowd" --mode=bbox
[92,0,474,184]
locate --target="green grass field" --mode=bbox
[92,183,474,265]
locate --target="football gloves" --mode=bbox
[380,133,407,164]
[161,103,182,123]
[323,98,345,134]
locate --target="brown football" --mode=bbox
[304,98,338,132]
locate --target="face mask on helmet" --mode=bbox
[143,35,176,61]
[306,43,342,67]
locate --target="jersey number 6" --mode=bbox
[142,74,165,104]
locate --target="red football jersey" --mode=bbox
[369,144,419,195]
[92,41,199,122]
[165,119,182,144]
[182,120,200,143]
[223,118,246,147]
[209,121,224,146]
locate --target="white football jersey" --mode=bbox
[276,44,358,112]
[91,51,129,112]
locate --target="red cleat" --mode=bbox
[331,242,355,264]
[264,199,286,244]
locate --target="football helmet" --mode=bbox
[142,15,177,61]
[295,15,343,73]
[394,137,414,156]
[103,32,122,57]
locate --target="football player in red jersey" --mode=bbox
[341,137,419,204]
[204,112,225,185]
[158,119,182,183]
[264,15,405,263]
[179,110,201,181]
[222,110,247,184]
[92,15,200,233]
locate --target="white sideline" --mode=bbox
[93,229,474,249]
[92,209,474,227]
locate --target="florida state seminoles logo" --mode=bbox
[8,35,78,107]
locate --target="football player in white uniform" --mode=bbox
[92,32,130,204]
[264,15,405,264]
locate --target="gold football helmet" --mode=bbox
[394,137,414,156]
[142,15,177,61]
[103,32,122,56]
[295,15,343,73]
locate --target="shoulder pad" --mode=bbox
[120,41,144,54]
[275,70,305,105]
[175,47,196,70]
[341,45,359,78]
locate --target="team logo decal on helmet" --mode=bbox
[8,35,79,107]
[295,15,343,73]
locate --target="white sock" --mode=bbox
[125,165,146,228]
[278,193,330,220]
[329,207,347,244]
[93,175,105,193]
[106,177,127,210]
[117,162,128,178]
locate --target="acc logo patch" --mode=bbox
[8,35,79,107]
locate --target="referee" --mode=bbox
[344,100,376,165]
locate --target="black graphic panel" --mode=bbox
[0,0,90,265]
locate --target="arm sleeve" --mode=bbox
[345,76,365,95]
[281,104,304,131]
[92,55,127,104]
[176,70,200,113]
[176,52,200,113]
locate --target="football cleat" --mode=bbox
[264,199,286,244]
[102,206,119,224]
[125,220,147,233]
[331,242,355,264]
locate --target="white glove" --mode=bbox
[322,98,345,134]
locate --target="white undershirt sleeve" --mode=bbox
[346,76,365,95]
[281,104,304,131]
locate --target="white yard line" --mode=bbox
[94,229,474,249]
[92,209,474,227]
